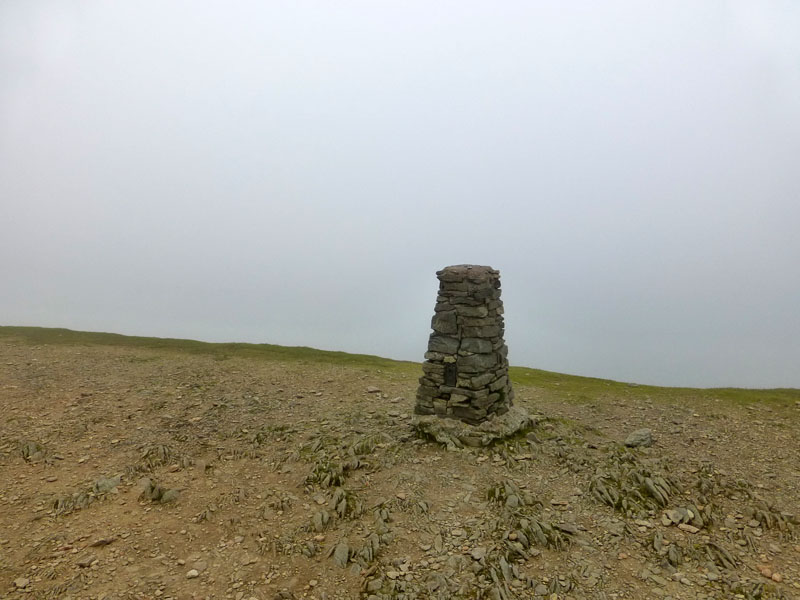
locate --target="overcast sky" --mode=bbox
[2,2,799,388]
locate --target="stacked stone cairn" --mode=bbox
[415,265,514,425]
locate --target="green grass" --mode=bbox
[0,326,417,373]
[2,326,798,406]
[508,365,800,407]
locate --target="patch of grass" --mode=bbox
[0,326,418,373]
[509,365,800,407]
[3,326,798,406]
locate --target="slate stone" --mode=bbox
[431,311,458,334]
[460,338,493,354]
[624,428,654,447]
[428,335,459,354]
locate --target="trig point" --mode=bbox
[415,265,514,424]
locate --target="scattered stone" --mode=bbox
[88,536,117,547]
[677,523,700,534]
[333,541,350,567]
[93,476,121,494]
[470,547,487,561]
[14,578,29,589]
[139,477,179,503]
[186,569,199,579]
[624,428,653,448]
[77,554,97,568]
[413,405,537,449]
[366,386,381,394]
[192,560,208,572]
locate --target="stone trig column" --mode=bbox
[415,265,514,424]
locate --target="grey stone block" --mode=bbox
[460,338,493,354]
[428,334,459,354]
[457,353,498,373]
[431,311,458,334]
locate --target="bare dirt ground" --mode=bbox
[1,330,799,600]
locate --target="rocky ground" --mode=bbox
[1,328,799,600]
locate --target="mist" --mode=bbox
[2,1,799,388]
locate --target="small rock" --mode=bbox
[159,488,180,503]
[76,554,97,568]
[192,560,208,572]
[88,536,117,547]
[366,386,381,394]
[677,523,700,534]
[470,547,487,561]
[186,569,199,579]
[93,476,121,494]
[665,509,683,524]
[772,572,783,583]
[333,541,349,567]
[14,578,30,589]
[624,428,653,448]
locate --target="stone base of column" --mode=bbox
[412,405,538,450]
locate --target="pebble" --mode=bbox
[193,560,208,572]
[624,428,653,448]
[186,569,199,579]
[77,554,97,568]
[14,578,30,589]
[470,547,487,561]
[333,541,349,567]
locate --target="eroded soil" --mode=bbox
[1,334,799,600]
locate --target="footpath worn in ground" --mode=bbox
[1,327,799,600]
